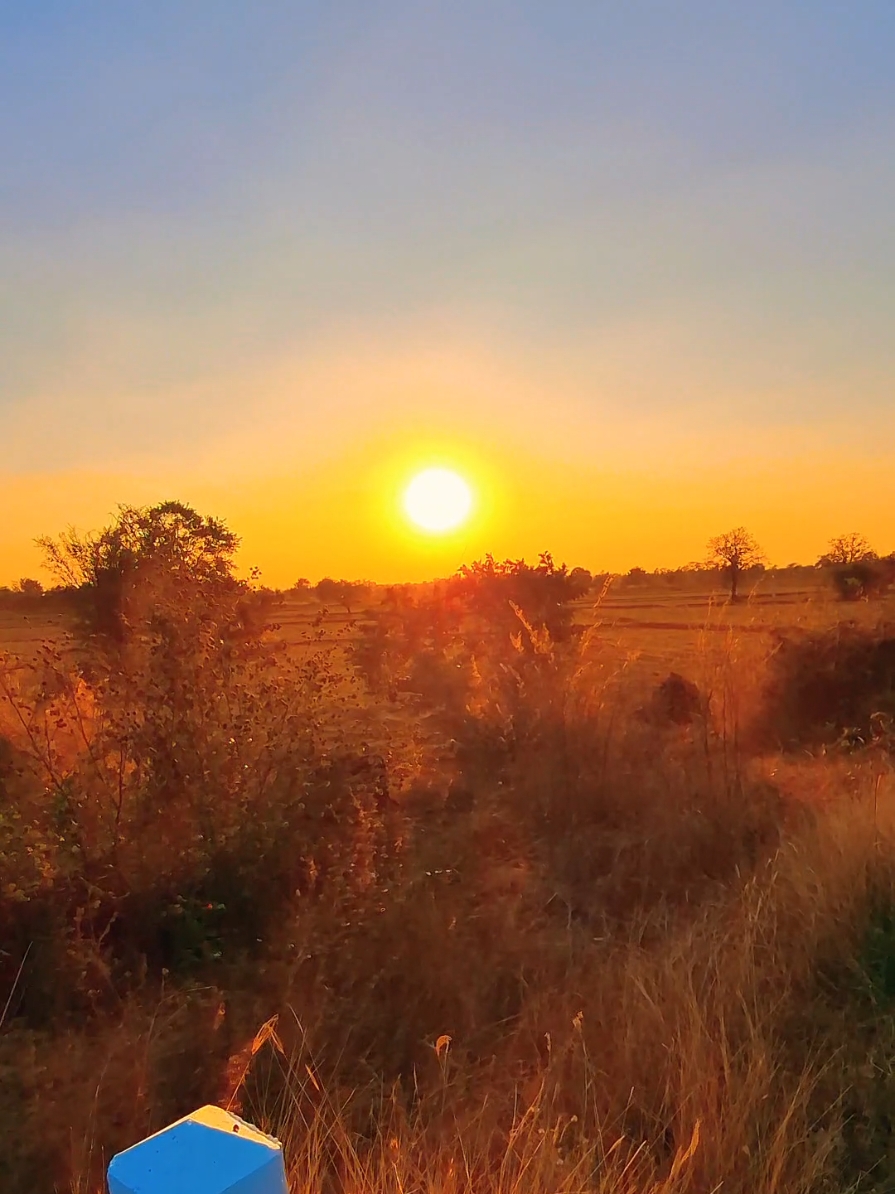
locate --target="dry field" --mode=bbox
[268,574,895,683]
[3,572,889,676]
[0,607,69,655]
[3,574,895,1193]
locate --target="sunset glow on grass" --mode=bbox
[403,467,474,534]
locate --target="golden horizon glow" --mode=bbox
[403,467,474,534]
[3,444,895,589]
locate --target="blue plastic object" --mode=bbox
[107,1105,289,1194]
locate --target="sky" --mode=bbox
[2,2,894,584]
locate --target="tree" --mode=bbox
[314,577,338,604]
[37,500,245,644]
[16,578,43,598]
[706,527,766,602]
[568,567,593,597]
[336,581,370,614]
[817,532,877,567]
[314,578,369,614]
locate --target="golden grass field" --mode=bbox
[280,574,894,667]
[2,570,889,666]
[3,573,895,1193]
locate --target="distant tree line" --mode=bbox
[5,518,895,613]
[0,577,72,611]
[284,577,374,614]
[615,528,895,603]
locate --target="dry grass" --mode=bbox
[211,777,895,1194]
[18,770,893,1193]
[3,581,895,1192]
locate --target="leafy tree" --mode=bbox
[315,578,369,614]
[10,504,396,1024]
[16,578,43,598]
[37,500,249,646]
[568,566,593,597]
[817,532,877,567]
[314,577,338,603]
[706,527,766,602]
[341,581,371,614]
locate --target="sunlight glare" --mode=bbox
[403,468,473,533]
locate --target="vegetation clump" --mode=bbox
[639,671,708,727]
[815,532,895,602]
[760,621,895,751]
[829,558,895,602]
[0,503,398,1030]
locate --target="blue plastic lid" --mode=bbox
[107,1105,288,1194]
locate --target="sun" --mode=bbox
[403,467,473,533]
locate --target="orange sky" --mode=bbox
[5,375,895,587]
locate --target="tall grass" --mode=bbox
[216,778,895,1194]
[1,573,895,1192]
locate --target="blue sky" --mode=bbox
[2,3,894,579]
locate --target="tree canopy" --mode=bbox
[37,500,247,644]
[706,527,766,601]
[817,532,877,567]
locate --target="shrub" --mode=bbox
[759,622,895,750]
[0,504,402,1025]
[350,554,591,769]
[829,558,895,601]
[639,672,708,726]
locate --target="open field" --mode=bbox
[4,572,892,668]
[7,6,895,1192]
[269,577,895,683]
[0,608,69,655]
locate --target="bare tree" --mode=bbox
[817,532,877,567]
[706,527,766,602]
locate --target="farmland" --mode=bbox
[3,567,886,663]
[232,573,895,678]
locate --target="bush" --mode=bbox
[0,505,402,1026]
[828,557,895,601]
[639,672,708,726]
[759,622,895,751]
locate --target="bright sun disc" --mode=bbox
[403,468,473,533]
